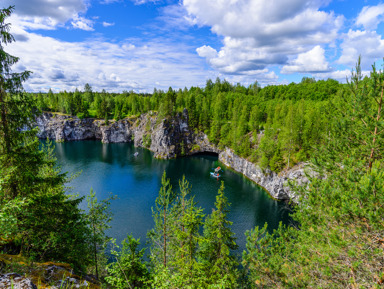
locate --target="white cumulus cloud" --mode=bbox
[3,0,87,22]
[356,4,384,30]
[337,29,384,69]
[5,0,93,31]
[6,26,216,92]
[281,45,331,74]
[196,45,218,59]
[184,0,343,75]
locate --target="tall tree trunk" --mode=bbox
[0,86,16,198]
[0,88,11,153]
[93,222,99,280]
[163,206,167,268]
[181,196,185,259]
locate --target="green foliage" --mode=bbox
[0,8,96,274]
[145,175,240,288]
[242,59,384,288]
[86,189,116,279]
[168,176,205,288]
[106,235,149,288]
[0,140,91,272]
[147,171,178,269]
[199,182,239,288]
[0,6,39,200]
[18,190,91,271]
[143,134,152,148]
[269,145,284,172]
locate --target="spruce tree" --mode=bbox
[0,7,92,271]
[170,176,204,287]
[147,171,177,269]
[106,235,149,289]
[199,181,239,288]
[0,5,38,199]
[87,189,116,280]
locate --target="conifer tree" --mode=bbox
[106,235,149,289]
[199,182,239,288]
[147,171,177,269]
[170,176,204,287]
[0,6,67,201]
[243,58,384,288]
[0,7,92,271]
[87,189,116,279]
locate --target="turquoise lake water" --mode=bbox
[50,140,291,254]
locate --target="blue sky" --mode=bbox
[4,0,384,92]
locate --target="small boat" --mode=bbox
[133,152,139,157]
[210,172,220,179]
[214,166,222,173]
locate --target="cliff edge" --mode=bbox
[36,110,308,201]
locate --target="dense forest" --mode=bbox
[32,75,341,172]
[1,5,384,288]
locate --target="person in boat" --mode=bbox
[214,166,221,173]
[210,172,220,179]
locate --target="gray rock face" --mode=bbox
[0,273,37,289]
[100,119,133,143]
[191,132,221,155]
[36,113,102,141]
[36,111,307,201]
[219,148,309,201]
[148,109,196,159]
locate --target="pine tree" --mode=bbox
[87,189,116,280]
[0,5,46,200]
[106,235,149,289]
[242,58,384,288]
[0,7,93,271]
[147,171,177,269]
[199,182,239,288]
[170,176,204,287]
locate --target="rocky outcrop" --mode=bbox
[0,273,37,289]
[191,132,221,155]
[36,110,218,159]
[100,119,133,143]
[36,111,307,201]
[36,113,102,141]
[219,148,309,201]
[0,253,99,289]
[0,268,96,289]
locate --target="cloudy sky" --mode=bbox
[3,0,384,92]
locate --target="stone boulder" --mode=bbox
[0,273,37,289]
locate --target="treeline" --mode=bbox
[32,76,342,172]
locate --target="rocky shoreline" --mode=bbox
[36,111,307,201]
